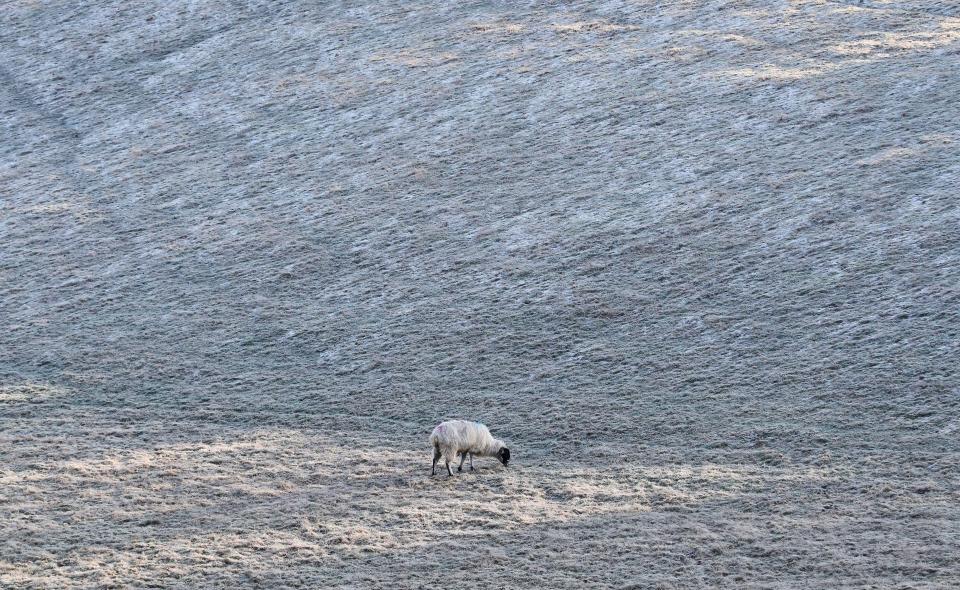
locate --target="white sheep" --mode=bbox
[429,420,511,476]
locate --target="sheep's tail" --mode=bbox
[428,423,443,447]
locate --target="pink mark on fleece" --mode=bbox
[437,424,446,434]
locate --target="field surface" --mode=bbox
[2,1,959,588]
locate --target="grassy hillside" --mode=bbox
[2,1,958,587]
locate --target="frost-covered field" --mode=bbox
[2,0,959,587]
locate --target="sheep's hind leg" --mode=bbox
[457,451,467,473]
[445,459,453,477]
[469,452,474,471]
[432,447,441,476]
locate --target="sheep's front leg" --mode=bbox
[457,451,468,473]
[469,452,474,471]
[445,460,453,476]
[432,447,441,476]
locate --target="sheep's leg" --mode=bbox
[457,451,467,473]
[445,459,453,477]
[432,447,441,476]
[469,452,474,471]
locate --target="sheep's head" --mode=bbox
[496,447,510,466]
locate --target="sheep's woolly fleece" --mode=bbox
[1,0,959,588]
[430,420,505,465]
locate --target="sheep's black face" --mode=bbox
[497,447,511,466]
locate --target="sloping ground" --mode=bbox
[1,0,958,587]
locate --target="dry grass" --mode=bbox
[2,0,959,587]
[4,384,955,587]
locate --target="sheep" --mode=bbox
[429,420,510,476]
